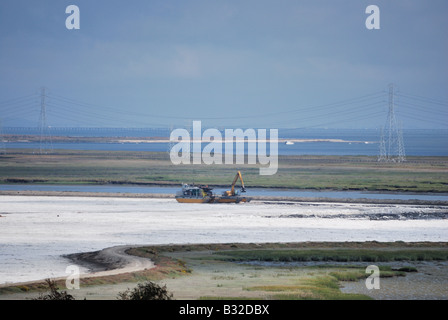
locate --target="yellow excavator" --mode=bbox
[223,171,246,196]
[216,171,249,203]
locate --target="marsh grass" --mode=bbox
[1,150,448,192]
[246,275,372,300]
[329,269,405,282]
[213,248,448,263]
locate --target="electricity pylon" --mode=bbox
[38,87,53,154]
[0,118,5,154]
[378,84,406,162]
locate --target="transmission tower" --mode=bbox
[38,87,53,154]
[378,84,406,162]
[0,118,5,154]
[167,123,175,156]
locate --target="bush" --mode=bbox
[33,278,75,300]
[117,281,173,300]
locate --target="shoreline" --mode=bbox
[63,245,155,279]
[2,134,373,144]
[1,241,447,300]
[1,189,448,206]
[0,245,155,289]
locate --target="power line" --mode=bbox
[46,91,386,122]
[398,92,448,107]
[0,87,446,130]
[0,94,37,106]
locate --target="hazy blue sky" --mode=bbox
[0,0,447,129]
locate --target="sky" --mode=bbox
[0,0,447,129]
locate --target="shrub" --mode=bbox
[117,281,173,300]
[33,278,75,300]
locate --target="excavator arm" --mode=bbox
[230,171,246,195]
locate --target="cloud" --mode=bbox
[110,43,255,80]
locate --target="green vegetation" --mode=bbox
[117,281,173,300]
[328,266,406,282]
[30,278,173,300]
[1,150,448,192]
[132,242,447,300]
[32,279,75,301]
[245,275,372,300]
[213,248,448,263]
[1,242,446,300]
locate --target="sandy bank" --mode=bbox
[64,245,155,278]
[0,245,155,290]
